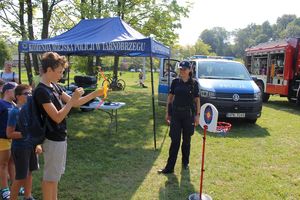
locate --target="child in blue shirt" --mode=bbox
[6,84,42,200]
[0,82,17,200]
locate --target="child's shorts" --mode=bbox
[0,139,12,151]
[12,147,39,180]
[42,139,67,182]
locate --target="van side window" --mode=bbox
[163,62,177,78]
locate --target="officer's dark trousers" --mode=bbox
[165,111,194,171]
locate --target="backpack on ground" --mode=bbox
[17,93,49,146]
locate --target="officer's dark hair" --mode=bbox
[187,64,196,115]
[187,64,195,93]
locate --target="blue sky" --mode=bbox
[177,0,300,45]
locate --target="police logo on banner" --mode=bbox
[199,103,218,132]
[22,43,28,51]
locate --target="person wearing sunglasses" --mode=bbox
[158,61,200,174]
[6,84,41,200]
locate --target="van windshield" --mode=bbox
[197,61,251,80]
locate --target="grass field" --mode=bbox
[20,71,300,200]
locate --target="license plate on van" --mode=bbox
[226,113,245,118]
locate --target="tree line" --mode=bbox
[0,1,299,80]
[0,0,189,83]
[175,14,300,60]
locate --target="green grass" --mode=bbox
[25,72,300,200]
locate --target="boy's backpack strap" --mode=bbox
[52,83,63,95]
[51,83,64,108]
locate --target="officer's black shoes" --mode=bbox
[183,164,189,170]
[158,168,174,174]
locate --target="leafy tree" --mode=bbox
[273,14,297,39]
[0,1,24,36]
[261,21,273,38]
[41,0,65,39]
[74,0,189,76]
[0,0,65,82]
[196,14,300,59]
[200,29,217,52]
[254,34,269,44]
[223,44,234,57]
[232,23,263,57]
[171,40,214,60]
[200,27,229,56]
[139,0,189,47]
[0,39,11,67]
[284,18,300,38]
[193,40,212,55]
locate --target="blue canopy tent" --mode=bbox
[18,17,171,149]
[19,17,170,57]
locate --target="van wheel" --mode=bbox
[256,81,270,102]
[247,119,257,124]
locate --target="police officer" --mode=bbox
[158,61,200,174]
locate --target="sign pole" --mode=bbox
[199,125,207,199]
[189,103,217,200]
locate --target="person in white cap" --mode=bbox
[158,61,200,174]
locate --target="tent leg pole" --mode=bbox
[67,56,70,89]
[18,52,21,84]
[150,56,156,150]
[167,57,170,99]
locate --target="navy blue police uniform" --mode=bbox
[164,77,199,172]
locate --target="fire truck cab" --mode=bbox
[245,38,300,104]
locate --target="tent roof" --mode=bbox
[18,17,170,58]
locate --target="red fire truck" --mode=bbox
[245,37,300,104]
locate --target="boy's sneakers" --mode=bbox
[19,186,25,196]
[1,187,10,200]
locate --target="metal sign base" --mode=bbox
[188,193,212,200]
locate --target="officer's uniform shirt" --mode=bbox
[170,78,199,108]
